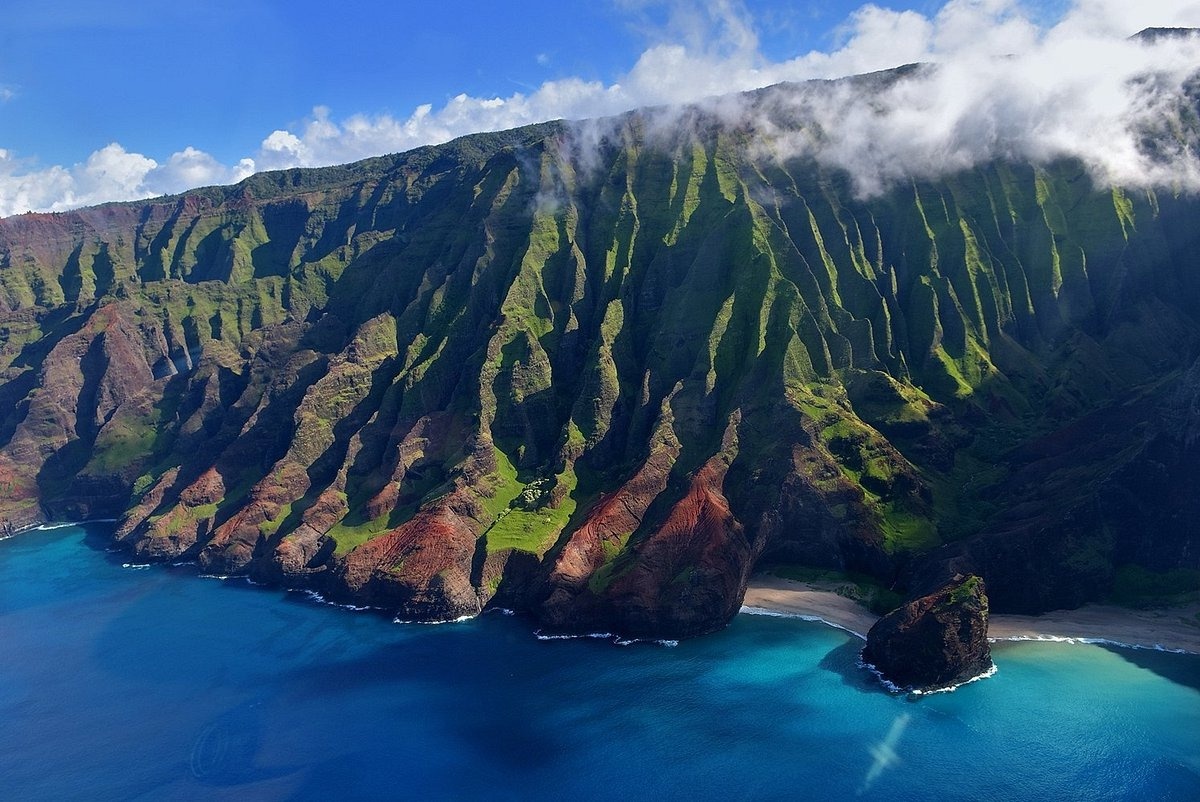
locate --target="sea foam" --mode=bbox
[857,655,999,696]
[990,634,1195,656]
[739,604,868,640]
[533,630,678,647]
[35,518,120,532]
[296,588,375,612]
[393,614,476,625]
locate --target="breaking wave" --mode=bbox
[393,614,476,625]
[533,630,678,647]
[991,634,1196,656]
[297,588,375,612]
[739,604,868,640]
[857,655,999,696]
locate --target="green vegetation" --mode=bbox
[258,502,295,537]
[485,476,578,555]
[480,448,586,555]
[87,416,160,475]
[947,574,984,606]
[478,448,525,522]
[132,473,156,496]
[148,501,219,538]
[1108,565,1200,609]
[328,511,393,557]
[588,534,635,594]
[879,507,938,553]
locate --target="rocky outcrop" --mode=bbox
[862,574,993,692]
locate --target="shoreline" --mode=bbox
[10,524,1200,654]
[742,574,1200,655]
[1,518,120,540]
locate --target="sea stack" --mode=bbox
[862,574,993,692]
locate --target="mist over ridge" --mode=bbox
[560,24,1200,201]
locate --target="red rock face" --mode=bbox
[602,456,755,634]
[0,301,167,524]
[330,491,483,620]
[179,467,226,507]
[539,444,757,638]
[544,445,677,596]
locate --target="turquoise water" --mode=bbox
[1,524,1198,801]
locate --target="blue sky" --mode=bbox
[0,0,1192,215]
[0,0,903,164]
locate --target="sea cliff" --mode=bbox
[2,72,1199,637]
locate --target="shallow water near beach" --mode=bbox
[2,524,1198,800]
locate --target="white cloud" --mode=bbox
[146,146,255,194]
[0,143,257,217]
[0,143,154,217]
[77,143,157,199]
[744,2,1200,195]
[3,0,1200,216]
[1057,0,1200,37]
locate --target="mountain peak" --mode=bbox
[1132,27,1200,43]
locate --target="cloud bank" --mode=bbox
[2,0,1199,216]
[747,18,1200,196]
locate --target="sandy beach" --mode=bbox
[742,574,1200,654]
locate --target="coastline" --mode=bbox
[1,517,122,537]
[9,525,1198,654]
[741,575,879,639]
[742,574,1200,655]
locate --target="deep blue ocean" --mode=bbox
[2,523,1198,800]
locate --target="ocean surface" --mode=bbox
[2,523,1198,801]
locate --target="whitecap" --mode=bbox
[291,588,376,611]
[990,634,1195,655]
[615,637,679,647]
[393,614,476,625]
[857,655,999,695]
[858,657,907,694]
[121,563,152,570]
[910,663,999,695]
[0,517,124,540]
[533,630,615,641]
[533,630,677,647]
[35,518,121,532]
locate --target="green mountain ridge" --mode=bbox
[2,74,1198,636]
